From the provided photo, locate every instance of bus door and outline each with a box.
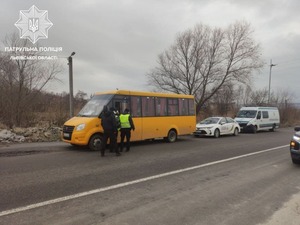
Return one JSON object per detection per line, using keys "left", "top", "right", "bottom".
{"left": 109, "top": 95, "right": 128, "bottom": 142}
{"left": 111, "top": 95, "right": 128, "bottom": 114}
{"left": 111, "top": 95, "right": 142, "bottom": 142}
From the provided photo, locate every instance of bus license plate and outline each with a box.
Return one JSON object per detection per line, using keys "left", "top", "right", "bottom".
{"left": 63, "top": 133, "right": 70, "bottom": 138}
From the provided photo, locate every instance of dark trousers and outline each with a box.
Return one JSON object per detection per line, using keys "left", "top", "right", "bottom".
{"left": 120, "top": 128, "right": 131, "bottom": 151}
{"left": 101, "top": 130, "right": 118, "bottom": 156}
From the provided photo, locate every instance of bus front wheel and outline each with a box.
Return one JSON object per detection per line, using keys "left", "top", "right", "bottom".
{"left": 88, "top": 134, "right": 102, "bottom": 151}
{"left": 166, "top": 129, "right": 177, "bottom": 143}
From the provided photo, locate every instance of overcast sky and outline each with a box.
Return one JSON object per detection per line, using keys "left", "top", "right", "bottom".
{"left": 1, "top": 0, "right": 300, "bottom": 101}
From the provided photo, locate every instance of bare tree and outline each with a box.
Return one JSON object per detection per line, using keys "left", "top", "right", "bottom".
{"left": 249, "top": 88, "right": 269, "bottom": 106}
{"left": 212, "top": 82, "right": 235, "bottom": 115}
{"left": 235, "top": 84, "right": 252, "bottom": 108}
{"left": 271, "top": 88, "right": 294, "bottom": 106}
{"left": 74, "top": 90, "right": 88, "bottom": 101}
{"left": 74, "top": 90, "right": 88, "bottom": 114}
{"left": 235, "top": 85, "right": 295, "bottom": 108}
{"left": 0, "top": 33, "right": 63, "bottom": 127}
{"left": 148, "top": 21, "right": 264, "bottom": 114}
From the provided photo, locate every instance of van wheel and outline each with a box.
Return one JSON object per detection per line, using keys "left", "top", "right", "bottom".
{"left": 166, "top": 129, "right": 177, "bottom": 143}
{"left": 214, "top": 129, "right": 220, "bottom": 138}
{"left": 233, "top": 128, "right": 239, "bottom": 136}
{"left": 252, "top": 125, "right": 257, "bottom": 134}
{"left": 88, "top": 134, "right": 102, "bottom": 151}
{"left": 270, "top": 124, "right": 276, "bottom": 132}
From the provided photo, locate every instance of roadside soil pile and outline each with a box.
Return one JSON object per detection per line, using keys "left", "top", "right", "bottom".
{"left": 0, "top": 126, "right": 62, "bottom": 143}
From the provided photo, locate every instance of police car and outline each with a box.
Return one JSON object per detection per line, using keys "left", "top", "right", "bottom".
{"left": 290, "top": 127, "right": 300, "bottom": 164}
{"left": 194, "top": 117, "right": 240, "bottom": 138}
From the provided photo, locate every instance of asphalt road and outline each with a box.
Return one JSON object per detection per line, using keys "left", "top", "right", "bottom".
{"left": 0, "top": 128, "right": 299, "bottom": 225}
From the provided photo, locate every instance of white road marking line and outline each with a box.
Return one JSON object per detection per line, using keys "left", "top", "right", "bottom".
{"left": 0, "top": 144, "right": 289, "bottom": 217}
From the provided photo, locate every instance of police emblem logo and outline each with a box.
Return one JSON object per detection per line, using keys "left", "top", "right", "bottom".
{"left": 29, "top": 18, "right": 39, "bottom": 33}
{"left": 15, "top": 5, "right": 53, "bottom": 44}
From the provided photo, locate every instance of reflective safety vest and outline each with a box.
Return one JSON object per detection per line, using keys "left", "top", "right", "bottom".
{"left": 119, "top": 114, "right": 131, "bottom": 128}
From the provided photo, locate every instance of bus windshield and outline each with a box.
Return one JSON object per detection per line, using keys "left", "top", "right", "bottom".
{"left": 236, "top": 110, "right": 257, "bottom": 118}
{"left": 77, "top": 94, "right": 113, "bottom": 117}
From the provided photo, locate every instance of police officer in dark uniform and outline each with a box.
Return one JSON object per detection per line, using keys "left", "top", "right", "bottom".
{"left": 109, "top": 107, "right": 121, "bottom": 152}
{"left": 100, "top": 105, "right": 121, "bottom": 157}
{"left": 119, "top": 108, "right": 135, "bottom": 152}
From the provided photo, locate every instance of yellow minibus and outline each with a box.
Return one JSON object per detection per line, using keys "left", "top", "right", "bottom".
{"left": 62, "top": 90, "right": 196, "bottom": 150}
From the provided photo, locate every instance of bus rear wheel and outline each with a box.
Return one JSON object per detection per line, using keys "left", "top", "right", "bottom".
{"left": 166, "top": 129, "right": 177, "bottom": 143}
{"left": 88, "top": 134, "right": 102, "bottom": 151}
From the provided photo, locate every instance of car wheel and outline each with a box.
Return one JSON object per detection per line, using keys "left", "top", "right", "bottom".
{"left": 214, "top": 129, "right": 220, "bottom": 138}
{"left": 88, "top": 134, "right": 102, "bottom": 151}
{"left": 292, "top": 158, "right": 300, "bottom": 164}
{"left": 166, "top": 129, "right": 177, "bottom": 143}
{"left": 233, "top": 128, "right": 239, "bottom": 136}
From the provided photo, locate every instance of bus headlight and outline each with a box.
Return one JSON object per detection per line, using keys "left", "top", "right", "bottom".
{"left": 76, "top": 123, "right": 86, "bottom": 131}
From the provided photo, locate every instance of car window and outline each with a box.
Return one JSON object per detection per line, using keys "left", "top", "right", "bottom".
{"left": 237, "top": 110, "right": 257, "bottom": 118}
{"left": 226, "top": 117, "right": 234, "bottom": 123}
{"left": 219, "top": 118, "right": 226, "bottom": 124}
{"left": 200, "top": 117, "right": 219, "bottom": 124}
{"left": 262, "top": 111, "right": 269, "bottom": 119}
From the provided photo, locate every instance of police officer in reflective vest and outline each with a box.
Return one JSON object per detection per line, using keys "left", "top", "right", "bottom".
{"left": 119, "top": 108, "right": 135, "bottom": 152}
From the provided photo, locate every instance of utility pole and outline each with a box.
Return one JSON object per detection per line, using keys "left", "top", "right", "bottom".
{"left": 268, "top": 59, "right": 276, "bottom": 104}
{"left": 68, "top": 52, "right": 75, "bottom": 117}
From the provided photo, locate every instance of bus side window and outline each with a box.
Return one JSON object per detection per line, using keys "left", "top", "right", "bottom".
{"left": 131, "top": 96, "right": 141, "bottom": 117}
{"left": 179, "top": 98, "right": 188, "bottom": 116}
{"left": 142, "top": 96, "right": 155, "bottom": 117}
{"left": 167, "top": 98, "right": 179, "bottom": 116}
{"left": 188, "top": 99, "right": 195, "bottom": 115}
{"left": 155, "top": 97, "right": 167, "bottom": 116}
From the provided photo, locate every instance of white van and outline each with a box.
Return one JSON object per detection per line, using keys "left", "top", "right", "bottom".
{"left": 234, "top": 107, "right": 280, "bottom": 133}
